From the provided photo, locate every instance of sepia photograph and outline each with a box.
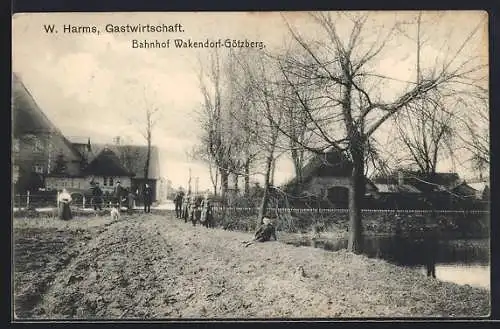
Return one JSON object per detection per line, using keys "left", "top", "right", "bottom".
{"left": 12, "top": 11, "right": 490, "bottom": 319}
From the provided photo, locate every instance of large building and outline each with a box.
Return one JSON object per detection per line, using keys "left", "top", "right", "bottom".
{"left": 12, "top": 73, "right": 162, "bottom": 201}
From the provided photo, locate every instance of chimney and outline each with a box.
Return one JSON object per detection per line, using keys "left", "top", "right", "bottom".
{"left": 113, "top": 136, "right": 121, "bottom": 145}
{"left": 397, "top": 171, "right": 404, "bottom": 186}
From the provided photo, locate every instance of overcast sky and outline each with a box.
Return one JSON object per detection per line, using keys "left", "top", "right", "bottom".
{"left": 12, "top": 11, "right": 488, "bottom": 190}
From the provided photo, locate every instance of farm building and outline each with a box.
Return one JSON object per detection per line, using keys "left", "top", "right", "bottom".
{"left": 12, "top": 72, "right": 162, "bottom": 202}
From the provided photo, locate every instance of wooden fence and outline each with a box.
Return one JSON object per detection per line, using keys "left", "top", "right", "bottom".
{"left": 210, "top": 206, "right": 490, "bottom": 215}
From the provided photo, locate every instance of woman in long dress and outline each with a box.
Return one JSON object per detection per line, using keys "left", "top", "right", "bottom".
{"left": 58, "top": 188, "right": 73, "bottom": 220}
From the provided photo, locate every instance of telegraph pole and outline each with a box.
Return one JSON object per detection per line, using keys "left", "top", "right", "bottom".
{"left": 188, "top": 168, "right": 192, "bottom": 194}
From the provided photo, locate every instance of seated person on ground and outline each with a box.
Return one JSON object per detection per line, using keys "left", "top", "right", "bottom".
{"left": 254, "top": 217, "right": 277, "bottom": 242}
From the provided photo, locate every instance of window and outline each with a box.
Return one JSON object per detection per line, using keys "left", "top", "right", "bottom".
{"left": 109, "top": 177, "right": 114, "bottom": 186}
{"left": 32, "top": 136, "right": 44, "bottom": 153}
{"left": 103, "top": 177, "right": 108, "bottom": 186}
{"left": 33, "top": 163, "right": 44, "bottom": 174}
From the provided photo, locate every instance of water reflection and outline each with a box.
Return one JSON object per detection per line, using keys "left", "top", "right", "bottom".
{"left": 415, "top": 264, "right": 490, "bottom": 290}
{"left": 286, "top": 235, "right": 490, "bottom": 290}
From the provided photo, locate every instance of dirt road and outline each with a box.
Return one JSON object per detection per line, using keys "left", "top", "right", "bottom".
{"left": 13, "top": 213, "right": 490, "bottom": 319}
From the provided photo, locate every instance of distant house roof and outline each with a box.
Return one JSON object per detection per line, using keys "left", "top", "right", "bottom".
{"left": 83, "top": 147, "right": 134, "bottom": 177}
{"left": 468, "top": 182, "right": 489, "bottom": 199}
{"left": 373, "top": 171, "right": 461, "bottom": 193}
{"left": 451, "top": 182, "right": 478, "bottom": 198}
{"left": 468, "top": 182, "right": 489, "bottom": 192}
{"left": 283, "top": 148, "right": 353, "bottom": 190}
{"left": 68, "top": 141, "right": 161, "bottom": 180}
{"left": 374, "top": 184, "right": 421, "bottom": 194}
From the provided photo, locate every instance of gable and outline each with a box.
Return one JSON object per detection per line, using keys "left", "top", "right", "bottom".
{"left": 71, "top": 141, "right": 161, "bottom": 179}
{"left": 84, "top": 148, "right": 133, "bottom": 177}
{"left": 282, "top": 148, "right": 352, "bottom": 191}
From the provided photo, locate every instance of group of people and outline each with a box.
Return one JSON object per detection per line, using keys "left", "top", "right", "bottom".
{"left": 56, "top": 181, "right": 155, "bottom": 221}
{"left": 90, "top": 181, "right": 153, "bottom": 213}
{"left": 173, "top": 189, "right": 277, "bottom": 243}
{"left": 174, "top": 190, "right": 214, "bottom": 228}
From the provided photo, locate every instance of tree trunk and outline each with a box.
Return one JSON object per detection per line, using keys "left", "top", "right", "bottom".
{"left": 220, "top": 169, "right": 229, "bottom": 199}
{"left": 209, "top": 161, "right": 218, "bottom": 196}
{"left": 144, "top": 132, "right": 151, "bottom": 180}
{"left": 257, "top": 155, "right": 273, "bottom": 225}
{"left": 291, "top": 148, "right": 303, "bottom": 195}
{"left": 244, "top": 159, "right": 250, "bottom": 196}
{"left": 234, "top": 173, "right": 239, "bottom": 192}
{"left": 348, "top": 143, "right": 365, "bottom": 254}
{"left": 270, "top": 158, "right": 277, "bottom": 187}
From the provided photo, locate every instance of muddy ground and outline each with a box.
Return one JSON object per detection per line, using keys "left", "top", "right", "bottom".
{"left": 13, "top": 212, "right": 490, "bottom": 319}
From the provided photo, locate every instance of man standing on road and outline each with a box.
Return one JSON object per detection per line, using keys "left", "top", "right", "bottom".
{"left": 174, "top": 189, "right": 185, "bottom": 218}
{"left": 182, "top": 193, "right": 190, "bottom": 222}
{"left": 113, "top": 181, "right": 124, "bottom": 211}
{"left": 127, "top": 188, "right": 135, "bottom": 213}
{"left": 92, "top": 181, "right": 103, "bottom": 211}
{"left": 143, "top": 183, "right": 153, "bottom": 213}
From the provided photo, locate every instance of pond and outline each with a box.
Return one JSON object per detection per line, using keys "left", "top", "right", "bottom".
{"left": 285, "top": 235, "right": 490, "bottom": 290}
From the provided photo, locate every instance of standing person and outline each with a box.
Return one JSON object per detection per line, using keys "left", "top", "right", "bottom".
{"left": 189, "top": 194, "right": 201, "bottom": 226}
{"left": 113, "top": 181, "right": 124, "bottom": 211}
{"left": 174, "top": 189, "right": 185, "bottom": 218}
{"left": 182, "top": 193, "right": 190, "bottom": 222}
{"left": 127, "top": 188, "right": 135, "bottom": 213}
{"left": 58, "top": 188, "right": 73, "bottom": 220}
{"left": 200, "top": 193, "right": 214, "bottom": 228}
{"left": 92, "top": 182, "right": 103, "bottom": 211}
{"left": 143, "top": 183, "right": 153, "bottom": 213}
{"left": 422, "top": 219, "right": 440, "bottom": 278}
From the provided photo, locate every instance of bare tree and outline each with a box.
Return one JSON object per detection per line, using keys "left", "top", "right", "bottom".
{"left": 278, "top": 12, "right": 486, "bottom": 253}
{"left": 142, "top": 105, "right": 160, "bottom": 180}
{"left": 395, "top": 12, "right": 487, "bottom": 183}
{"left": 233, "top": 50, "right": 287, "bottom": 223}
{"left": 124, "top": 85, "right": 161, "bottom": 181}
{"left": 460, "top": 103, "right": 489, "bottom": 174}
{"left": 188, "top": 144, "right": 220, "bottom": 195}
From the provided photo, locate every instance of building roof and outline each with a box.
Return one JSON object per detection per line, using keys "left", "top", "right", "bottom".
{"left": 451, "top": 182, "right": 478, "bottom": 198}
{"left": 12, "top": 73, "right": 82, "bottom": 158}
{"left": 468, "top": 182, "right": 489, "bottom": 192}
{"left": 12, "top": 73, "right": 55, "bottom": 136}
{"left": 68, "top": 140, "right": 161, "bottom": 179}
{"left": 282, "top": 148, "right": 352, "bottom": 190}
{"left": 374, "top": 183, "right": 421, "bottom": 194}
{"left": 12, "top": 74, "right": 161, "bottom": 180}
{"left": 83, "top": 147, "right": 134, "bottom": 177}
{"left": 373, "top": 171, "right": 461, "bottom": 192}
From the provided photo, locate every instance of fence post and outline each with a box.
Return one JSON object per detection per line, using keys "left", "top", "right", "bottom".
{"left": 26, "top": 190, "right": 30, "bottom": 209}
{"left": 57, "top": 191, "right": 60, "bottom": 209}
{"left": 83, "top": 195, "right": 86, "bottom": 209}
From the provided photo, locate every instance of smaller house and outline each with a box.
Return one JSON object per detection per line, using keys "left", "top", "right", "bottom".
{"left": 45, "top": 147, "right": 135, "bottom": 193}
{"left": 282, "top": 148, "right": 375, "bottom": 208}
{"left": 371, "top": 184, "right": 423, "bottom": 209}
{"left": 467, "top": 176, "right": 490, "bottom": 201}
{"left": 372, "top": 170, "right": 485, "bottom": 210}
